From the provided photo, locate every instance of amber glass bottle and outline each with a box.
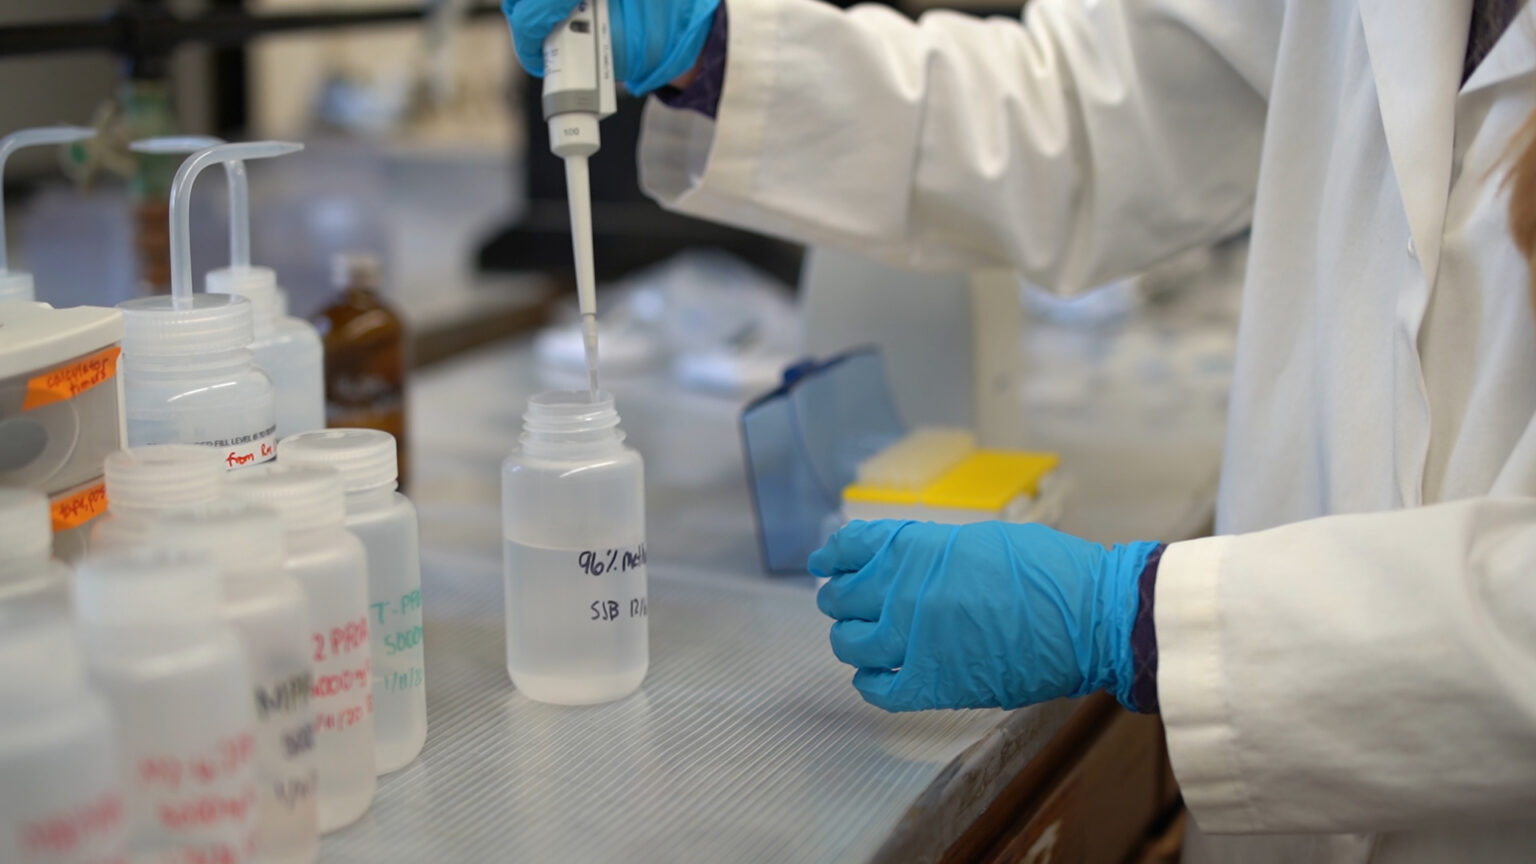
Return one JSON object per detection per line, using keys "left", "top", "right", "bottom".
{"left": 312, "top": 253, "right": 410, "bottom": 488}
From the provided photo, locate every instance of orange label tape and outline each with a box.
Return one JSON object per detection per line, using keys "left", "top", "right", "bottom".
{"left": 52, "top": 482, "right": 109, "bottom": 532}
{"left": 23, "top": 346, "right": 121, "bottom": 412}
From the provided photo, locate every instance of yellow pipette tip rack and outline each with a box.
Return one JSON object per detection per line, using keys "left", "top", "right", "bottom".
{"left": 842, "top": 429, "right": 1066, "bottom": 526}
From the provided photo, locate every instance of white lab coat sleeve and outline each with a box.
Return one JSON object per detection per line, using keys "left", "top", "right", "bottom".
{"left": 637, "top": 0, "right": 1280, "bottom": 292}
{"left": 1157, "top": 498, "right": 1536, "bottom": 834}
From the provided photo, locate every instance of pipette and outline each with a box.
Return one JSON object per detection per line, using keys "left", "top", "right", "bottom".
{"left": 543, "top": 0, "right": 617, "bottom": 399}
{"left": 0, "top": 126, "right": 96, "bottom": 303}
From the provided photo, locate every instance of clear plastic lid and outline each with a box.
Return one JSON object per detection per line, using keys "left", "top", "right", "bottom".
{"left": 118, "top": 293, "right": 255, "bottom": 357}
{"left": 0, "top": 487, "right": 52, "bottom": 570}
{"left": 149, "top": 499, "right": 286, "bottom": 574}
{"left": 277, "top": 428, "right": 398, "bottom": 492}
{"left": 104, "top": 445, "right": 225, "bottom": 514}
{"left": 224, "top": 463, "right": 346, "bottom": 534}
{"left": 74, "top": 549, "right": 221, "bottom": 627}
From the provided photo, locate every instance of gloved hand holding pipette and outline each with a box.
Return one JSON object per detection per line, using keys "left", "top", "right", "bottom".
{"left": 503, "top": 0, "right": 720, "bottom": 95}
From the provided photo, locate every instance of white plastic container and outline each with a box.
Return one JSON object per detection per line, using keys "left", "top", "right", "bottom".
{"left": 224, "top": 464, "right": 376, "bottom": 832}
{"left": 90, "top": 444, "right": 224, "bottom": 553}
{"left": 131, "top": 136, "right": 320, "bottom": 443}
{"left": 74, "top": 551, "right": 259, "bottom": 864}
{"left": 501, "top": 391, "right": 648, "bottom": 705}
{"left": 209, "top": 267, "right": 324, "bottom": 441}
{"left": 0, "top": 488, "right": 71, "bottom": 605}
{"left": 149, "top": 502, "right": 319, "bottom": 864}
{"left": 117, "top": 293, "right": 277, "bottom": 466}
{"left": 0, "top": 610, "right": 127, "bottom": 864}
{"left": 116, "top": 139, "right": 303, "bottom": 470}
{"left": 0, "top": 300, "right": 126, "bottom": 560}
{"left": 278, "top": 429, "right": 425, "bottom": 774}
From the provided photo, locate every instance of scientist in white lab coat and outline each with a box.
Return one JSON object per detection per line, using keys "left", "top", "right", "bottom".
{"left": 504, "top": 0, "right": 1536, "bottom": 860}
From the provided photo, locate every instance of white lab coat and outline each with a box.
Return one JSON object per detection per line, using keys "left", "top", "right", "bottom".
{"left": 637, "top": 0, "right": 1536, "bottom": 860}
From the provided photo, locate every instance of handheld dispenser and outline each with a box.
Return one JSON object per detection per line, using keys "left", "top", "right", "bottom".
{"left": 543, "top": 0, "right": 617, "bottom": 396}
{"left": 116, "top": 141, "right": 301, "bottom": 464}
{"left": 132, "top": 137, "right": 323, "bottom": 439}
{"left": 0, "top": 126, "right": 95, "bottom": 304}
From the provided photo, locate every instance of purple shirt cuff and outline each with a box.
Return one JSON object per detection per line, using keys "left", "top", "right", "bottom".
{"left": 1129, "top": 543, "right": 1166, "bottom": 714}
{"left": 655, "top": 6, "right": 729, "bottom": 119}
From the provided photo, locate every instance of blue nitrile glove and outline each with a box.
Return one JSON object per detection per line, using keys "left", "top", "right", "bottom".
{"left": 809, "top": 520, "right": 1161, "bottom": 712}
{"left": 503, "top": 0, "right": 721, "bottom": 95}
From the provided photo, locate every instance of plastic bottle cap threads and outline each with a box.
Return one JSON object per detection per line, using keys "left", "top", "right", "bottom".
{"left": 206, "top": 266, "right": 279, "bottom": 338}
{"left": 151, "top": 500, "right": 286, "bottom": 574}
{"left": 522, "top": 390, "right": 622, "bottom": 444}
{"left": 103, "top": 445, "right": 225, "bottom": 513}
{"left": 119, "top": 293, "right": 255, "bottom": 357}
{"left": 74, "top": 549, "right": 222, "bottom": 625}
{"left": 0, "top": 487, "right": 52, "bottom": 566}
{"left": 224, "top": 463, "right": 347, "bottom": 533}
{"left": 276, "top": 429, "right": 398, "bottom": 492}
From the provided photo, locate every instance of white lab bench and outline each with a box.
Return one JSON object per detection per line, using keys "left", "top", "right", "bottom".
{"left": 316, "top": 332, "right": 1223, "bottom": 863}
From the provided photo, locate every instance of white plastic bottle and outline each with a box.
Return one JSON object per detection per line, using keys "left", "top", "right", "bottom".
{"left": 116, "top": 139, "right": 303, "bottom": 468}
{"left": 149, "top": 502, "right": 319, "bottom": 864}
{"left": 117, "top": 293, "right": 277, "bottom": 467}
{"left": 90, "top": 444, "right": 224, "bottom": 553}
{"left": 0, "top": 488, "right": 71, "bottom": 605}
{"left": 130, "top": 136, "right": 320, "bottom": 443}
{"left": 74, "top": 550, "right": 259, "bottom": 864}
{"left": 0, "top": 611, "right": 127, "bottom": 864}
{"left": 278, "top": 429, "right": 425, "bottom": 774}
{"left": 501, "top": 390, "right": 648, "bottom": 705}
{"left": 209, "top": 267, "right": 325, "bottom": 441}
{"left": 0, "top": 126, "right": 97, "bottom": 305}
{"left": 224, "top": 464, "right": 376, "bottom": 832}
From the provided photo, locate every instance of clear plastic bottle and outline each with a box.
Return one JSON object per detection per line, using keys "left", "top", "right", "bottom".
{"left": 501, "top": 391, "right": 648, "bottom": 705}
{"left": 149, "top": 502, "right": 319, "bottom": 864}
{"left": 118, "top": 293, "right": 278, "bottom": 468}
{"left": 0, "top": 609, "right": 127, "bottom": 864}
{"left": 277, "top": 429, "right": 425, "bottom": 774}
{"left": 74, "top": 550, "right": 259, "bottom": 864}
{"left": 208, "top": 267, "right": 325, "bottom": 442}
{"left": 90, "top": 444, "right": 224, "bottom": 554}
{"left": 224, "top": 464, "right": 376, "bottom": 832}
{"left": 0, "top": 488, "right": 71, "bottom": 606}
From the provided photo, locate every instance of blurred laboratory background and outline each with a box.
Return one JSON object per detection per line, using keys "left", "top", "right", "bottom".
{"left": 0, "top": 0, "right": 1241, "bottom": 428}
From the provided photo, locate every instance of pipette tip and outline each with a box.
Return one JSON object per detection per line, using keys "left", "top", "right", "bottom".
{"left": 581, "top": 313, "right": 601, "bottom": 401}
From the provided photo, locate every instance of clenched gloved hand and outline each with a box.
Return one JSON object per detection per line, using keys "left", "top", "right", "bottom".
{"left": 809, "top": 520, "right": 1162, "bottom": 712}
{"left": 502, "top": 0, "right": 721, "bottom": 95}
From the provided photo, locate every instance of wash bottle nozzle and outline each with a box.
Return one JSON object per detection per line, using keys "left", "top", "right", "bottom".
{"left": 160, "top": 140, "right": 303, "bottom": 311}
{"left": 543, "top": 0, "right": 616, "bottom": 400}
{"left": 0, "top": 126, "right": 96, "bottom": 302}
{"left": 131, "top": 135, "right": 257, "bottom": 269}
